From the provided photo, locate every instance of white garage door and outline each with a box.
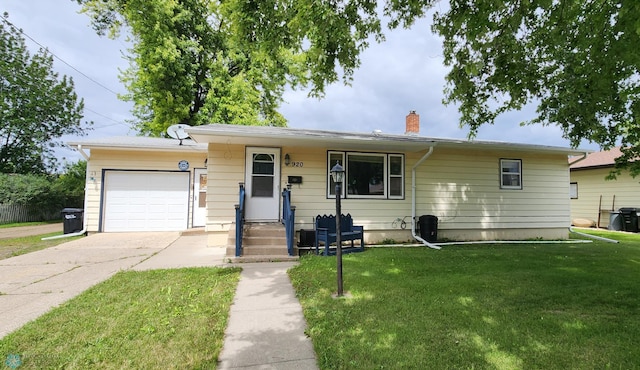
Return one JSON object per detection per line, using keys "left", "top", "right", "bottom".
{"left": 103, "top": 171, "right": 190, "bottom": 232}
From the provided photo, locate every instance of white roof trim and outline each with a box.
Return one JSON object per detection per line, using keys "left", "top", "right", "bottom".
{"left": 187, "top": 124, "right": 589, "bottom": 155}
{"left": 68, "top": 136, "right": 207, "bottom": 152}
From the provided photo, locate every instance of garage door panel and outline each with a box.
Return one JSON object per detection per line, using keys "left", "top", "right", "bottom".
{"left": 103, "top": 171, "right": 190, "bottom": 232}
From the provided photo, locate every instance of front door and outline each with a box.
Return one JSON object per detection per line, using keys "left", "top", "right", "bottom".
{"left": 193, "top": 168, "right": 207, "bottom": 227}
{"left": 245, "top": 147, "right": 280, "bottom": 221}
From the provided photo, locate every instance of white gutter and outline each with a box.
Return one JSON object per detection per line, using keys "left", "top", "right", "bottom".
{"left": 568, "top": 151, "right": 590, "bottom": 167}
{"left": 42, "top": 145, "right": 89, "bottom": 240}
{"left": 411, "top": 146, "right": 441, "bottom": 250}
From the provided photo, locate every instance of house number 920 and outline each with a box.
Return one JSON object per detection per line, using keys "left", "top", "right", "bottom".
{"left": 291, "top": 161, "right": 303, "bottom": 167}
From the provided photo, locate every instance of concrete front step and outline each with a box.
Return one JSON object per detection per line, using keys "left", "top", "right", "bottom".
{"left": 181, "top": 227, "right": 206, "bottom": 236}
{"left": 242, "top": 236, "right": 287, "bottom": 246}
{"left": 226, "top": 222, "right": 291, "bottom": 259}
{"left": 226, "top": 244, "right": 290, "bottom": 256}
{"left": 227, "top": 223, "right": 287, "bottom": 246}
{"left": 227, "top": 255, "right": 300, "bottom": 263}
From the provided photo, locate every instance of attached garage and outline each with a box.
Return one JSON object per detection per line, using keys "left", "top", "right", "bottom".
{"left": 102, "top": 171, "right": 190, "bottom": 232}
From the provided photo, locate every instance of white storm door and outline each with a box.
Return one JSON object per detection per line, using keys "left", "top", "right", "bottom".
{"left": 193, "top": 168, "right": 207, "bottom": 227}
{"left": 245, "top": 147, "right": 280, "bottom": 221}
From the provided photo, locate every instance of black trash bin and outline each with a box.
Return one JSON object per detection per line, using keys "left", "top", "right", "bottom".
{"left": 61, "top": 208, "right": 84, "bottom": 234}
{"left": 619, "top": 208, "right": 638, "bottom": 233}
{"left": 417, "top": 215, "right": 438, "bottom": 243}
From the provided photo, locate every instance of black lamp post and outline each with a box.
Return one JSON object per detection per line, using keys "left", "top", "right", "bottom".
{"left": 330, "top": 161, "right": 345, "bottom": 297}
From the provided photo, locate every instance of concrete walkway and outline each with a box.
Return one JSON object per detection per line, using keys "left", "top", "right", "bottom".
{"left": 0, "top": 230, "right": 318, "bottom": 369}
{"left": 217, "top": 262, "right": 318, "bottom": 370}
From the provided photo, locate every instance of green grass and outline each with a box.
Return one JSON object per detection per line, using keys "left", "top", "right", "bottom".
{"left": 0, "top": 221, "right": 62, "bottom": 228}
{"left": 289, "top": 230, "right": 640, "bottom": 369}
{"left": 0, "top": 232, "right": 83, "bottom": 260}
{"left": 0, "top": 267, "right": 241, "bottom": 369}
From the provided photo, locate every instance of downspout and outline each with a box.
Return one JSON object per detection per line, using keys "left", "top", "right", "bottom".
{"left": 411, "top": 146, "right": 441, "bottom": 250}
{"left": 42, "top": 145, "right": 90, "bottom": 240}
{"left": 568, "top": 227, "right": 618, "bottom": 243}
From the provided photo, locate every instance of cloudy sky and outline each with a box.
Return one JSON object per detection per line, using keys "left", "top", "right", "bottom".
{"left": 3, "top": 1, "right": 598, "bottom": 164}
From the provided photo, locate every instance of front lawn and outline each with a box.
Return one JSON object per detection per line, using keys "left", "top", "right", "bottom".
{"left": 289, "top": 231, "right": 640, "bottom": 369}
{"left": 0, "top": 267, "right": 241, "bottom": 369}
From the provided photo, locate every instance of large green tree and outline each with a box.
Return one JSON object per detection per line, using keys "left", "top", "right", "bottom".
{"left": 431, "top": 0, "right": 640, "bottom": 176}
{"left": 0, "top": 13, "right": 89, "bottom": 174}
{"left": 76, "top": 0, "right": 397, "bottom": 135}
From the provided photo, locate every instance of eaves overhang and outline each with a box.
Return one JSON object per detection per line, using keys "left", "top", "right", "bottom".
{"left": 187, "top": 124, "right": 590, "bottom": 155}
{"left": 67, "top": 136, "right": 207, "bottom": 153}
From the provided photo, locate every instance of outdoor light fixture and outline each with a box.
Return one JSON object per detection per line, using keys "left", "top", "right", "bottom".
{"left": 284, "top": 153, "right": 291, "bottom": 166}
{"left": 330, "top": 161, "right": 344, "bottom": 184}
{"left": 330, "top": 161, "right": 345, "bottom": 297}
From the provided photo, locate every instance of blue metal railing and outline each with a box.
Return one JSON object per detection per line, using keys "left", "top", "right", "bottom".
{"left": 235, "top": 183, "right": 246, "bottom": 257}
{"left": 282, "top": 188, "right": 296, "bottom": 256}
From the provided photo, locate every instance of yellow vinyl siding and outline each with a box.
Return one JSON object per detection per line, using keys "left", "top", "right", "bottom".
{"left": 206, "top": 143, "right": 245, "bottom": 229}
{"left": 207, "top": 144, "right": 570, "bottom": 242}
{"left": 570, "top": 167, "right": 640, "bottom": 227}
{"left": 415, "top": 148, "right": 569, "bottom": 232}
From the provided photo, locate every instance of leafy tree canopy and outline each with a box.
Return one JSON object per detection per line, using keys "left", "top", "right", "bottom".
{"left": 0, "top": 13, "right": 90, "bottom": 174}
{"left": 76, "top": 0, "right": 435, "bottom": 135}
{"left": 432, "top": 0, "right": 640, "bottom": 176}
{"left": 53, "top": 160, "right": 86, "bottom": 207}
{"left": 0, "top": 161, "right": 85, "bottom": 211}
{"left": 77, "top": 0, "right": 364, "bottom": 135}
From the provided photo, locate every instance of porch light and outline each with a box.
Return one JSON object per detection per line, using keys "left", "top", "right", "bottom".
{"left": 284, "top": 153, "right": 291, "bottom": 166}
{"left": 330, "top": 161, "right": 344, "bottom": 184}
{"left": 330, "top": 160, "right": 345, "bottom": 297}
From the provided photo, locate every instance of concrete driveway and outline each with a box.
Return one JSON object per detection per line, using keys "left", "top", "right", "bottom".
{"left": 0, "top": 232, "right": 226, "bottom": 338}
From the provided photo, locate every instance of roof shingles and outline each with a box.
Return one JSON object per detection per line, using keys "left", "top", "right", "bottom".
{"left": 570, "top": 147, "right": 621, "bottom": 169}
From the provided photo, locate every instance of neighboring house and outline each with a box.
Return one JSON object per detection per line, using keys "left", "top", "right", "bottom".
{"left": 570, "top": 147, "right": 640, "bottom": 228}
{"left": 71, "top": 112, "right": 587, "bottom": 250}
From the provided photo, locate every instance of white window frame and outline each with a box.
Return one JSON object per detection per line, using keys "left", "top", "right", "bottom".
{"left": 346, "top": 152, "right": 387, "bottom": 199}
{"left": 570, "top": 182, "right": 578, "bottom": 199}
{"left": 388, "top": 154, "right": 404, "bottom": 199}
{"left": 500, "top": 158, "right": 523, "bottom": 190}
{"left": 327, "top": 151, "right": 345, "bottom": 199}
{"left": 327, "top": 151, "right": 404, "bottom": 199}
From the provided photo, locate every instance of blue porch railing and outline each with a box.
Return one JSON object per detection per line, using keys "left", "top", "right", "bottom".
{"left": 282, "top": 188, "right": 296, "bottom": 256}
{"left": 235, "top": 183, "right": 246, "bottom": 257}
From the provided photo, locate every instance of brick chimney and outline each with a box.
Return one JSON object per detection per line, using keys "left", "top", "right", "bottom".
{"left": 405, "top": 110, "right": 419, "bottom": 135}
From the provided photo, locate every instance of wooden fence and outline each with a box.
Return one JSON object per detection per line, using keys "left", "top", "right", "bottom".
{"left": 0, "top": 204, "right": 61, "bottom": 224}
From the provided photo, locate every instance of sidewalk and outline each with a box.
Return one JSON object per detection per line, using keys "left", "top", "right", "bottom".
{"left": 217, "top": 262, "right": 318, "bottom": 370}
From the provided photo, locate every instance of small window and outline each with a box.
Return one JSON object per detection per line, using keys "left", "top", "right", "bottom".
{"left": 500, "top": 159, "right": 522, "bottom": 189}
{"left": 570, "top": 182, "right": 578, "bottom": 199}
{"left": 388, "top": 154, "right": 404, "bottom": 199}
